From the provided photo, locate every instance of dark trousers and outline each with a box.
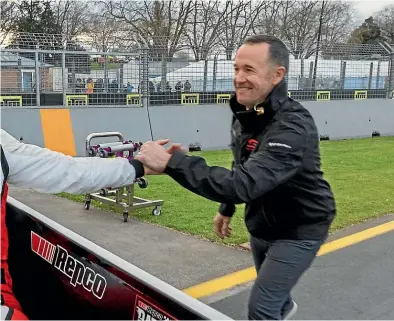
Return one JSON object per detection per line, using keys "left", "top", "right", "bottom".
{"left": 247, "top": 236, "right": 325, "bottom": 320}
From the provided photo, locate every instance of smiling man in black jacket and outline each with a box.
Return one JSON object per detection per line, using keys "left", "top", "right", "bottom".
{"left": 137, "top": 35, "right": 336, "bottom": 320}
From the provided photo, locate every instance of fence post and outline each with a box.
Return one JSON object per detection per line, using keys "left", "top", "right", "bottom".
{"left": 141, "top": 46, "right": 153, "bottom": 140}
{"left": 340, "top": 61, "right": 346, "bottom": 89}
{"left": 161, "top": 56, "right": 167, "bottom": 92}
{"left": 388, "top": 53, "right": 394, "bottom": 98}
{"left": 35, "top": 46, "right": 40, "bottom": 107}
{"left": 379, "top": 42, "right": 394, "bottom": 98}
{"left": 368, "top": 62, "right": 373, "bottom": 90}
{"left": 212, "top": 53, "right": 218, "bottom": 91}
{"left": 17, "top": 58, "right": 22, "bottom": 91}
{"left": 62, "top": 51, "right": 67, "bottom": 107}
{"left": 104, "top": 53, "right": 108, "bottom": 92}
{"left": 203, "top": 59, "right": 208, "bottom": 92}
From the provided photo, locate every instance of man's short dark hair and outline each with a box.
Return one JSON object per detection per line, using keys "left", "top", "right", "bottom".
{"left": 243, "top": 35, "right": 289, "bottom": 72}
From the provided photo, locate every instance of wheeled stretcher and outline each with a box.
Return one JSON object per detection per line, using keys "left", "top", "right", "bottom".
{"left": 83, "top": 132, "right": 163, "bottom": 222}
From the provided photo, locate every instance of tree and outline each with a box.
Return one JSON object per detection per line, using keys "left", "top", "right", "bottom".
{"left": 349, "top": 16, "right": 383, "bottom": 44}
{"left": 0, "top": 1, "right": 19, "bottom": 45}
{"left": 374, "top": 5, "right": 394, "bottom": 43}
{"left": 85, "top": 3, "right": 125, "bottom": 52}
{"left": 280, "top": 0, "right": 319, "bottom": 58}
{"left": 52, "top": 0, "right": 91, "bottom": 42}
{"left": 184, "top": 0, "right": 227, "bottom": 61}
{"left": 218, "top": 0, "right": 268, "bottom": 60}
{"left": 12, "top": 0, "right": 60, "bottom": 37}
{"left": 279, "top": 0, "right": 356, "bottom": 59}
{"left": 107, "top": 0, "right": 193, "bottom": 60}
{"left": 7, "top": 0, "right": 62, "bottom": 60}
{"left": 252, "top": 0, "right": 284, "bottom": 37}
{"left": 7, "top": 0, "right": 90, "bottom": 73}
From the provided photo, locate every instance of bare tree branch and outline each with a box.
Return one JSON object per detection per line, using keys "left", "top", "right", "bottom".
{"left": 374, "top": 4, "right": 394, "bottom": 43}
{"left": 217, "top": 0, "right": 268, "bottom": 60}
{"left": 51, "top": 0, "right": 91, "bottom": 42}
{"left": 184, "top": 0, "right": 227, "bottom": 60}
{"left": 0, "top": 1, "right": 19, "bottom": 45}
{"left": 106, "top": 0, "right": 193, "bottom": 60}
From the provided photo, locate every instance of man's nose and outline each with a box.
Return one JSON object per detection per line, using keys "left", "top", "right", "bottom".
{"left": 234, "top": 72, "right": 247, "bottom": 84}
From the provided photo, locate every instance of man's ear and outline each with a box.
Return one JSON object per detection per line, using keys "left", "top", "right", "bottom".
{"left": 273, "top": 66, "right": 286, "bottom": 85}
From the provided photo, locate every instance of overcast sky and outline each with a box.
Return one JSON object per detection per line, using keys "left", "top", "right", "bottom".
{"left": 350, "top": 0, "right": 394, "bottom": 21}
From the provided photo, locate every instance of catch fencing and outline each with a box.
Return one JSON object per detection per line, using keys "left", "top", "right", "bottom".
{"left": 1, "top": 38, "right": 393, "bottom": 108}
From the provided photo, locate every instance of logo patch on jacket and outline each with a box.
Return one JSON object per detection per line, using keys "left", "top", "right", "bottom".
{"left": 246, "top": 139, "right": 258, "bottom": 152}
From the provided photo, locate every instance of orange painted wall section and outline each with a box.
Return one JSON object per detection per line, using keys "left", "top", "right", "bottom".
{"left": 39, "top": 109, "right": 76, "bottom": 156}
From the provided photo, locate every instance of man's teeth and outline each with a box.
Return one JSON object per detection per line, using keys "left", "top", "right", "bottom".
{"left": 237, "top": 88, "right": 250, "bottom": 91}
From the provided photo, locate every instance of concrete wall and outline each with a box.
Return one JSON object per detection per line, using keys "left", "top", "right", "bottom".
{"left": 1, "top": 108, "right": 45, "bottom": 146}
{"left": 1, "top": 99, "right": 393, "bottom": 156}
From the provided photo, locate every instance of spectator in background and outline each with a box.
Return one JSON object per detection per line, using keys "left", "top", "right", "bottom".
{"left": 184, "top": 80, "right": 191, "bottom": 92}
{"left": 75, "top": 78, "right": 83, "bottom": 93}
{"left": 175, "top": 81, "right": 183, "bottom": 92}
{"left": 86, "top": 78, "right": 94, "bottom": 94}
{"left": 138, "top": 81, "right": 155, "bottom": 93}
{"left": 127, "top": 82, "right": 134, "bottom": 92}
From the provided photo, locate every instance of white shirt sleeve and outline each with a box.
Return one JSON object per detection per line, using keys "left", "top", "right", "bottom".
{"left": 1, "top": 129, "right": 143, "bottom": 194}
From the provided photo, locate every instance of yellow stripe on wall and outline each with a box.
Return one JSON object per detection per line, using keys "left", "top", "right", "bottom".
{"left": 40, "top": 109, "right": 76, "bottom": 156}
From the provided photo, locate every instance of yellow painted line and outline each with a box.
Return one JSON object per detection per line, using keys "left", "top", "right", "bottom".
{"left": 40, "top": 109, "right": 76, "bottom": 156}
{"left": 183, "top": 220, "right": 394, "bottom": 299}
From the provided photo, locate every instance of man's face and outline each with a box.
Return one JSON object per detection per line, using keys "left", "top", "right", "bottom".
{"left": 233, "top": 43, "right": 285, "bottom": 109}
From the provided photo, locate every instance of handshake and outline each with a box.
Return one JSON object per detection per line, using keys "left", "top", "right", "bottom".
{"left": 134, "top": 139, "right": 185, "bottom": 175}
{"left": 135, "top": 139, "right": 232, "bottom": 240}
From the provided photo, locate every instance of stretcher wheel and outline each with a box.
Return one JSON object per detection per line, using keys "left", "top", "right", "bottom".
{"left": 138, "top": 177, "right": 148, "bottom": 189}
{"left": 152, "top": 206, "right": 162, "bottom": 216}
{"left": 84, "top": 201, "right": 91, "bottom": 210}
{"left": 123, "top": 212, "right": 129, "bottom": 222}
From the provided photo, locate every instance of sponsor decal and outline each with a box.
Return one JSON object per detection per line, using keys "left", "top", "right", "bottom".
{"left": 268, "top": 142, "right": 292, "bottom": 149}
{"left": 133, "top": 295, "right": 176, "bottom": 320}
{"left": 31, "top": 231, "right": 107, "bottom": 299}
{"left": 246, "top": 139, "right": 258, "bottom": 152}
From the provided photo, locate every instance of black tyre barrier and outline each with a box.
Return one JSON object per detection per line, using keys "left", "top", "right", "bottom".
{"left": 372, "top": 131, "right": 381, "bottom": 137}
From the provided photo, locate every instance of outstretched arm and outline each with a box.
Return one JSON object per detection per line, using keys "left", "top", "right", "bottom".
{"left": 137, "top": 120, "right": 308, "bottom": 204}
{"left": 1, "top": 129, "right": 144, "bottom": 194}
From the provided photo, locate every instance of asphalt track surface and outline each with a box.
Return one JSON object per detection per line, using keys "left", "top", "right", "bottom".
{"left": 9, "top": 186, "right": 394, "bottom": 320}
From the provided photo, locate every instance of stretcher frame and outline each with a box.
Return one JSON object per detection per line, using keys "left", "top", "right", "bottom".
{"left": 83, "top": 132, "right": 163, "bottom": 222}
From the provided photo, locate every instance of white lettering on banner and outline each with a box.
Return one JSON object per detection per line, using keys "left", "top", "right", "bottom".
{"left": 31, "top": 231, "right": 107, "bottom": 300}
{"left": 134, "top": 296, "right": 175, "bottom": 320}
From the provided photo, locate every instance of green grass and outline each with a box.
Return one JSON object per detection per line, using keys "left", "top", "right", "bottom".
{"left": 59, "top": 137, "right": 394, "bottom": 246}
{"left": 90, "top": 62, "right": 121, "bottom": 70}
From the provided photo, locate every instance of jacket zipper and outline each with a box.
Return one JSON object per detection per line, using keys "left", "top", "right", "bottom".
{"left": 234, "top": 131, "right": 275, "bottom": 228}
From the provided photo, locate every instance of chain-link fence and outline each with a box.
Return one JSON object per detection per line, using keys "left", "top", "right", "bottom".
{"left": 1, "top": 40, "right": 393, "bottom": 108}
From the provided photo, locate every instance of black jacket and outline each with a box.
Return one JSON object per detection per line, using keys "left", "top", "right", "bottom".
{"left": 165, "top": 81, "right": 336, "bottom": 241}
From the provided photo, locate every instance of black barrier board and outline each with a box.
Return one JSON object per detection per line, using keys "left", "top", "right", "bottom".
{"left": 6, "top": 197, "right": 231, "bottom": 320}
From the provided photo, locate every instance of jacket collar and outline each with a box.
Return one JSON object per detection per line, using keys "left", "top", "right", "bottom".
{"left": 230, "top": 80, "right": 289, "bottom": 133}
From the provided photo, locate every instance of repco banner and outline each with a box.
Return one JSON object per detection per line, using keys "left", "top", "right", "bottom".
{"left": 31, "top": 231, "right": 107, "bottom": 299}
